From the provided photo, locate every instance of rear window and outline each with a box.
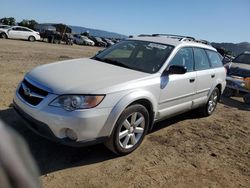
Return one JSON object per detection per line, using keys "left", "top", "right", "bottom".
{"left": 233, "top": 54, "right": 250, "bottom": 65}
{"left": 206, "top": 50, "right": 223, "bottom": 68}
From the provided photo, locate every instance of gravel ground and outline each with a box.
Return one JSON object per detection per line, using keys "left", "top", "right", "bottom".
{"left": 0, "top": 39, "right": 249, "bottom": 188}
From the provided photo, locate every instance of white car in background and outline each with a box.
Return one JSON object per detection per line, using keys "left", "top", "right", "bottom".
{"left": 0, "top": 25, "right": 11, "bottom": 30}
{"left": 0, "top": 26, "right": 40, "bottom": 41}
{"left": 73, "top": 34, "right": 95, "bottom": 46}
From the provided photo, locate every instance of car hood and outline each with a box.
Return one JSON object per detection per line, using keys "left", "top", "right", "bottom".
{"left": 228, "top": 62, "right": 250, "bottom": 77}
{"left": 26, "top": 58, "right": 150, "bottom": 94}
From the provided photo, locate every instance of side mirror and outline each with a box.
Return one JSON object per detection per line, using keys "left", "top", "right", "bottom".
{"left": 165, "top": 65, "right": 187, "bottom": 75}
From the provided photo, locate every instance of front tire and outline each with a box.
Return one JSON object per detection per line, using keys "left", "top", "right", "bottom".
{"left": 28, "top": 36, "right": 35, "bottom": 42}
{"left": 105, "top": 104, "right": 149, "bottom": 155}
{"left": 199, "top": 87, "right": 220, "bottom": 117}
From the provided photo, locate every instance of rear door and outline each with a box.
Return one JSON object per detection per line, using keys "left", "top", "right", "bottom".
{"left": 192, "top": 48, "right": 214, "bottom": 107}
{"left": 158, "top": 47, "right": 196, "bottom": 118}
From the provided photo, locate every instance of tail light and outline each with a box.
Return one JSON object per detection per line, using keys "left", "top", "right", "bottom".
{"left": 224, "top": 66, "right": 227, "bottom": 75}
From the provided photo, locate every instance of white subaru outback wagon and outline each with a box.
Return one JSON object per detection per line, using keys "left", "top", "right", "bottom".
{"left": 14, "top": 34, "right": 226, "bottom": 155}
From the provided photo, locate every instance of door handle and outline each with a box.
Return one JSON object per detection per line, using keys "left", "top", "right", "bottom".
{"left": 211, "top": 74, "right": 215, "bottom": 78}
{"left": 189, "top": 78, "right": 195, "bottom": 83}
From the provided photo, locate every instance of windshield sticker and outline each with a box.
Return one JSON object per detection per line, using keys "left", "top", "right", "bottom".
{"left": 148, "top": 43, "right": 167, "bottom": 49}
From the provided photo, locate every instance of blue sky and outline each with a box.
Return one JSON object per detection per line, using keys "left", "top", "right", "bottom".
{"left": 0, "top": 0, "right": 249, "bottom": 43}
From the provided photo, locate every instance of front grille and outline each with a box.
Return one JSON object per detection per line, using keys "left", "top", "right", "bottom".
{"left": 18, "top": 79, "right": 48, "bottom": 106}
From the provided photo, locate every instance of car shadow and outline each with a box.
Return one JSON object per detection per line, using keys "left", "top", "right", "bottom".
{"left": 220, "top": 96, "right": 250, "bottom": 111}
{"left": 0, "top": 106, "right": 213, "bottom": 176}
{"left": 150, "top": 109, "right": 204, "bottom": 133}
{"left": 0, "top": 107, "right": 116, "bottom": 175}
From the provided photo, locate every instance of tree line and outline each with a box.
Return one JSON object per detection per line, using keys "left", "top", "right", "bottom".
{"left": 0, "top": 17, "right": 73, "bottom": 34}
{"left": 0, "top": 17, "right": 38, "bottom": 30}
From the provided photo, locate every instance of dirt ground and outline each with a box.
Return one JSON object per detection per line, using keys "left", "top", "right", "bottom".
{"left": 0, "top": 39, "right": 249, "bottom": 188}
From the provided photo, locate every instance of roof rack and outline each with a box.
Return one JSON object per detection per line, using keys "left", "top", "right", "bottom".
{"left": 151, "top": 34, "right": 195, "bottom": 40}
{"left": 137, "top": 33, "right": 211, "bottom": 46}
{"left": 181, "top": 38, "right": 211, "bottom": 46}
{"left": 151, "top": 34, "right": 211, "bottom": 46}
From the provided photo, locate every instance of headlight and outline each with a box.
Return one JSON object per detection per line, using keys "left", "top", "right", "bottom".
{"left": 49, "top": 95, "right": 105, "bottom": 111}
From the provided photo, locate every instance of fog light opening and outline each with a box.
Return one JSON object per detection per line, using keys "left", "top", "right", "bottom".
{"left": 65, "top": 128, "right": 78, "bottom": 141}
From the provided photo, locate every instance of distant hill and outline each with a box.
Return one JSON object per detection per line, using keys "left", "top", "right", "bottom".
{"left": 69, "top": 25, "right": 127, "bottom": 39}
{"left": 212, "top": 42, "right": 250, "bottom": 56}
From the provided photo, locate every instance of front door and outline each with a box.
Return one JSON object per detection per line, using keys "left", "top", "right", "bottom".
{"left": 158, "top": 47, "right": 196, "bottom": 119}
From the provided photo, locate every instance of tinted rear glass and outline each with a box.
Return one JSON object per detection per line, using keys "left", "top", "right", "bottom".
{"left": 233, "top": 54, "right": 250, "bottom": 65}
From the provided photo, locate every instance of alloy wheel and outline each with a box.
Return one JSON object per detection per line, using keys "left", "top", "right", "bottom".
{"left": 118, "top": 112, "right": 145, "bottom": 149}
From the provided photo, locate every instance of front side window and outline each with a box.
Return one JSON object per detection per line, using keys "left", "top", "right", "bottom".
{"left": 194, "top": 48, "right": 210, "bottom": 70}
{"left": 168, "top": 47, "right": 194, "bottom": 72}
{"left": 206, "top": 50, "right": 223, "bottom": 68}
{"left": 94, "top": 40, "right": 174, "bottom": 73}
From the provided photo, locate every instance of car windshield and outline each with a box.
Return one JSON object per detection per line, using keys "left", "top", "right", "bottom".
{"left": 93, "top": 40, "right": 174, "bottom": 73}
{"left": 233, "top": 54, "right": 250, "bottom": 65}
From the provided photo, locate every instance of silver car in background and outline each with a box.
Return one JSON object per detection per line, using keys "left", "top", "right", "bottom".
{"left": 14, "top": 34, "right": 226, "bottom": 155}
{"left": 73, "top": 34, "right": 95, "bottom": 46}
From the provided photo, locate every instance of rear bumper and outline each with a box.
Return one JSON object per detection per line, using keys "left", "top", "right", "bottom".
{"left": 13, "top": 102, "right": 108, "bottom": 147}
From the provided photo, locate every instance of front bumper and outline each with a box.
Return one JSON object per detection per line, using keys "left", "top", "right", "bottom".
{"left": 14, "top": 90, "right": 112, "bottom": 146}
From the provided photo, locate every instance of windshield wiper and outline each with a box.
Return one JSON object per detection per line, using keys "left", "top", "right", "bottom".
{"left": 103, "top": 58, "right": 131, "bottom": 69}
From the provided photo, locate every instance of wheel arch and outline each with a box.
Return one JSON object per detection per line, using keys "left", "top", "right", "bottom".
{"left": 129, "top": 99, "right": 155, "bottom": 131}
{"left": 100, "top": 90, "right": 158, "bottom": 138}
{"left": 0, "top": 31, "right": 8, "bottom": 38}
{"left": 216, "top": 83, "right": 222, "bottom": 99}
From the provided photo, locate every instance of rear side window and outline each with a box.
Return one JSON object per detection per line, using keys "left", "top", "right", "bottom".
{"left": 206, "top": 50, "right": 223, "bottom": 67}
{"left": 193, "top": 48, "right": 210, "bottom": 70}
{"left": 169, "top": 47, "right": 194, "bottom": 72}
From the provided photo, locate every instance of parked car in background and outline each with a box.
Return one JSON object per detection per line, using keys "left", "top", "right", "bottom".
{"left": 223, "top": 51, "right": 250, "bottom": 103}
{"left": 62, "top": 33, "right": 74, "bottom": 45}
{"left": 89, "top": 36, "right": 107, "bottom": 47}
{"left": 0, "top": 24, "right": 11, "bottom": 30}
{"left": 73, "top": 34, "right": 95, "bottom": 46}
{"left": 73, "top": 34, "right": 84, "bottom": 45}
{"left": 14, "top": 34, "right": 226, "bottom": 155}
{"left": 112, "top": 38, "right": 120, "bottom": 43}
{"left": 40, "top": 30, "right": 62, "bottom": 44}
{"left": 0, "top": 26, "right": 40, "bottom": 41}
{"left": 102, "top": 38, "right": 114, "bottom": 47}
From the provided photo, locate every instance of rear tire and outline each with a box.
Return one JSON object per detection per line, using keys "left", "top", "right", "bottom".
{"left": 105, "top": 104, "right": 149, "bottom": 155}
{"left": 0, "top": 32, "right": 7, "bottom": 39}
{"left": 28, "top": 36, "right": 35, "bottom": 42}
{"left": 199, "top": 87, "right": 220, "bottom": 117}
